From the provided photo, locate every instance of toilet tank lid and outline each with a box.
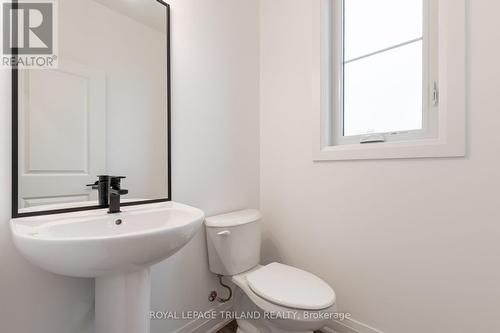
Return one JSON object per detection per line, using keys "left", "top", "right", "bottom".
{"left": 205, "top": 209, "right": 261, "bottom": 228}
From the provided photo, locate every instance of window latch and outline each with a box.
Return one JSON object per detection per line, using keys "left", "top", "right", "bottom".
{"left": 432, "top": 81, "right": 439, "bottom": 106}
{"left": 360, "top": 134, "right": 386, "bottom": 144}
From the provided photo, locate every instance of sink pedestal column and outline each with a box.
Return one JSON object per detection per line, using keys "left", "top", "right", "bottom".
{"left": 95, "top": 268, "right": 151, "bottom": 333}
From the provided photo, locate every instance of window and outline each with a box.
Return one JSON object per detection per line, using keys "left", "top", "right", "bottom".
{"left": 335, "top": 0, "right": 438, "bottom": 144}
{"left": 313, "top": 0, "right": 466, "bottom": 160}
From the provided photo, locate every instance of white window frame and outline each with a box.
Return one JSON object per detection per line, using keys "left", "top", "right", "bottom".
{"left": 312, "top": 0, "right": 466, "bottom": 161}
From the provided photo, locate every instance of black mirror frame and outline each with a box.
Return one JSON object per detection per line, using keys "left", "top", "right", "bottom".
{"left": 12, "top": 0, "right": 172, "bottom": 218}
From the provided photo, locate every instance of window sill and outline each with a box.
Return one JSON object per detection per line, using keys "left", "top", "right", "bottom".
{"left": 313, "top": 137, "right": 465, "bottom": 161}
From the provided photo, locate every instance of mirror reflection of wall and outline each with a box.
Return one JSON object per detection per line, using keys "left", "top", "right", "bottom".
{"left": 18, "top": 0, "right": 169, "bottom": 213}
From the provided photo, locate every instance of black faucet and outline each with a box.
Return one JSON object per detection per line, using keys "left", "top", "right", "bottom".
{"left": 108, "top": 176, "right": 128, "bottom": 214}
{"left": 86, "top": 175, "right": 128, "bottom": 213}
{"left": 86, "top": 175, "right": 111, "bottom": 207}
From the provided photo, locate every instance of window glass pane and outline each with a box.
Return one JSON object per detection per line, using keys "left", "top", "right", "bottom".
{"left": 343, "top": 41, "right": 423, "bottom": 136}
{"left": 344, "top": 0, "right": 423, "bottom": 61}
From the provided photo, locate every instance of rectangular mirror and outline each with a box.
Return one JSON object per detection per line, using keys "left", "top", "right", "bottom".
{"left": 12, "top": 0, "right": 171, "bottom": 217}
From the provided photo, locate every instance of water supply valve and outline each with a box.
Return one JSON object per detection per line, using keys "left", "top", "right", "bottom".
{"left": 208, "top": 291, "right": 217, "bottom": 302}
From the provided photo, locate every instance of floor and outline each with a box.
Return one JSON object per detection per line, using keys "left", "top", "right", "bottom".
{"left": 217, "top": 320, "right": 238, "bottom": 333}
{"left": 217, "top": 320, "right": 323, "bottom": 333}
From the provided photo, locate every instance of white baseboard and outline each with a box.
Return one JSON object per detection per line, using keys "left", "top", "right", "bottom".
{"left": 321, "top": 318, "right": 385, "bottom": 333}
{"left": 171, "top": 301, "right": 234, "bottom": 333}
{"left": 170, "top": 301, "right": 383, "bottom": 333}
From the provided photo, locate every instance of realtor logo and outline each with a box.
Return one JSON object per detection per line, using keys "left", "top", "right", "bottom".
{"left": 1, "top": 0, "right": 58, "bottom": 68}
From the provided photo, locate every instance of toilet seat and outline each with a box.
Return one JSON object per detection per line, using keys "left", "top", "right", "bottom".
{"left": 246, "top": 263, "right": 335, "bottom": 310}
{"left": 232, "top": 264, "right": 337, "bottom": 317}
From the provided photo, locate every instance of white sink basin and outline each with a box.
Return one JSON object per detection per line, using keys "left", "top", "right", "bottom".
{"left": 10, "top": 201, "right": 205, "bottom": 333}
{"left": 11, "top": 201, "right": 204, "bottom": 277}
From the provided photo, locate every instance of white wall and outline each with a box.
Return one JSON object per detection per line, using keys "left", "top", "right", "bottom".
{"left": 0, "top": 1, "right": 259, "bottom": 333}
{"left": 259, "top": 1, "right": 500, "bottom": 333}
{"left": 151, "top": 0, "right": 260, "bottom": 331}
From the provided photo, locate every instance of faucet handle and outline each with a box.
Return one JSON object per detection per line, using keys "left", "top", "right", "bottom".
{"left": 87, "top": 175, "right": 110, "bottom": 189}
{"left": 86, "top": 181, "right": 99, "bottom": 190}
{"left": 109, "top": 176, "right": 127, "bottom": 194}
{"left": 110, "top": 176, "right": 126, "bottom": 186}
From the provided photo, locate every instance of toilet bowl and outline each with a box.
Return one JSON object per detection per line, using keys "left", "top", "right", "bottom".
{"left": 205, "top": 210, "right": 336, "bottom": 333}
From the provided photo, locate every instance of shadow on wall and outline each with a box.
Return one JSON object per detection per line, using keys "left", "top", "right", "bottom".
{"left": 261, "top": 236, "right": 283, "bottom": 265}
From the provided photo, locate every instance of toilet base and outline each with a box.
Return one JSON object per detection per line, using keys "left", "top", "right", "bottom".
{"left": 233, "top": 288, "right": 321, "bottom": 333}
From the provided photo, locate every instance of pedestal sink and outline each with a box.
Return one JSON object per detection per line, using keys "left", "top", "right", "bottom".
{"left": 10, "top": 201, "right": 205, "bottom": 333}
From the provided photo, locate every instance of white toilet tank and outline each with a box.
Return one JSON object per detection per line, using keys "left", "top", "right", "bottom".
{"left": 205, "top": 209, "right": 261, "bottom": 276}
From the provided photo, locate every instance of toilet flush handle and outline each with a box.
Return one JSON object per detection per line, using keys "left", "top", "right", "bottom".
{"left": 217, "top": 230, "right": 231, "bottom": 237}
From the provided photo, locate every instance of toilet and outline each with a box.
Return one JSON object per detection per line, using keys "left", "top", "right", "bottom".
{"left": 205, "top": 209, "right": 336, "bottom": 333}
